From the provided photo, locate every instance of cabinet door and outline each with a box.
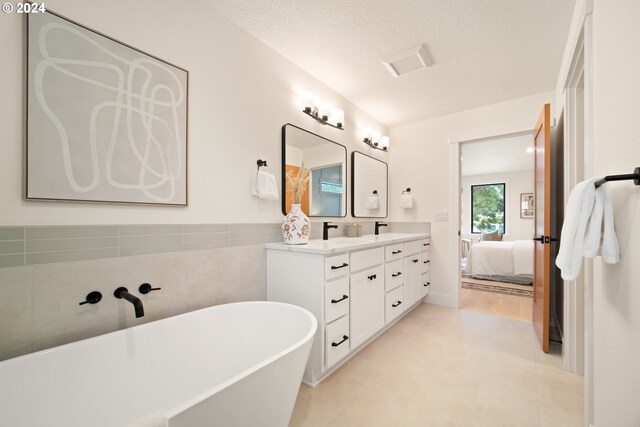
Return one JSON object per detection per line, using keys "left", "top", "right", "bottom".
{"left": 350, "top": 266, "right": 384, "bottom": 349}
{"left": 403, "top": 254, "right": 422, "bottom": 307}
{"left": 421, "top": 271, "right": 431, "bottom": 298}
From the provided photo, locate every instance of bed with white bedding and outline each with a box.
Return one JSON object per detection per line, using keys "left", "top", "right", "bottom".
{"left": 467, "top": 240, "right": 534, "bottom": 284}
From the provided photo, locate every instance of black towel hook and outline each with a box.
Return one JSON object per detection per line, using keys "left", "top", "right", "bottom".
{"left": 402, "top": 188, "right": 411, "bottom": 194}
{"left": 257, "top": 159, "right": 268, "bottom": 171}
{"left": 372, "top": 190, "right": 378, "bottom": 196}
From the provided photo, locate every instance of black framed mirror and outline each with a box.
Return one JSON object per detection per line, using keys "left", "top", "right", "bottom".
{"left": 351, "top": 151, "right": 388, "bottom": 218}
{"left": 282, "top": 124, "right": 347, "bottom": 217}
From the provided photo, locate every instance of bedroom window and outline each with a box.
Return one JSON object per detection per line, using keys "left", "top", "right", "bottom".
{"left": 471, "top": 183, "right": 505, "bottom": 234}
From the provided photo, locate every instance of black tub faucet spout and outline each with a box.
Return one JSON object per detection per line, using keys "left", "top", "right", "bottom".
{"left": 114, "top": 287, "right": 145, "bottom": 318}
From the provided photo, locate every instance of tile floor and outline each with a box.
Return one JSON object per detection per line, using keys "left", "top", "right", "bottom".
{"left": 290, "top": 303, "right": 584, "bottom": 427}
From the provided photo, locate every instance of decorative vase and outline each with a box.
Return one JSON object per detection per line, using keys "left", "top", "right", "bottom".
{"left": 282, "top": 204, "right": 310, "bottom": 245}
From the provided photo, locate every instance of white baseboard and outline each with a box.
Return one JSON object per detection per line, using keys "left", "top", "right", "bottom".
{"left": 425, "top": 292, "right": 453, "bottom": 308}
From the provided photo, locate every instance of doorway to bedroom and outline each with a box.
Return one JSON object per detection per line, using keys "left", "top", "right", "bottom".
{"left": 459, "top": 134, "right": 535, "bottom": 322}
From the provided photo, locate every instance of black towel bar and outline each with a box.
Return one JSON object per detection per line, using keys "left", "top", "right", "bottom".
{"left": 594, "top": 167, "right": 639, "bottom": 188}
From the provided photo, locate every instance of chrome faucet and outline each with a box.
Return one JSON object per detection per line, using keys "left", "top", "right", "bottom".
{"left": 114, "top": 287, "right": 144, "bottom": 318}
{"left": 323, "top": 222, "right": 338, "bottom": 240}
{"left": 375, "top": 221, "right": 388, "bottom": 235}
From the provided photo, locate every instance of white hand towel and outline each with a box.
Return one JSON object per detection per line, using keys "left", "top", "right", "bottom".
{"left": 598, "top": 184, "right": 620, "bottom": 263}
{"left": 584, "top": 183, "right": 620, "bottom": 263}
{"left": 400, "top": 194, "right": 414, "bottom": 209}
{"left": 555, "top": 178, "right": 597, "bottom": 280}
{"left": 366, "top": 195, "right": 379, "bottom": 209}
{"left": 251, "top": 171, "right": 279, "bottom": 200}
{"left": 127, "top": 412, "right": 168, "bottom": 427}
{"left": 583, "top": 184, "right": 605, "bottom": 258}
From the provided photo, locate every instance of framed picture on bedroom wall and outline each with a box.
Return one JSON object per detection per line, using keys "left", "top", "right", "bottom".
{"left": 520, "top": 193, "right": 534, "bottom": 218}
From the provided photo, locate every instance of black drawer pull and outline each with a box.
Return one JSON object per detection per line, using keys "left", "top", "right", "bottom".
{"left": 423, "top": 283, "right": 429, "bottom": 287}
{"left": 331, "top": 335, "right": 349, "bottom": 347}
{"left": 392, "top": 301, "right": 402, "bottom": 308}
{"left": 424, "top": 260, "right": 430, "bottom": 264}
{"left": 331, "top": 294, "right": 349, "bottom": 304}
{"left": 331, "top": 263, "right": 349, "bottom": 270}
{"left": 391, "top": 272, "right": 402, "bottom": 277}
{"left": 392, "top": 250, "right": 402, "bottom": 255}
{"left": 423, "top": 243, "right": 430, "bottom": 246}
{"left": 412, "top": 259, "right": 419, "bottom": 263}
{"left": 367, "top": 274, "right": 377, "bottom": 280}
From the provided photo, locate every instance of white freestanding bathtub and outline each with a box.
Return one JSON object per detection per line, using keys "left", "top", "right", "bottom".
{"left": 0, "top": 301, "right": 317, "bottom": 427}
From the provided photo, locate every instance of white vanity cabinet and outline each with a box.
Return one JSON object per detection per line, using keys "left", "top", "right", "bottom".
{"left": 266, "top": 232, "right": 429, "bottom": 386}
{"left": 421, "top": 238, "right": 431, "bottom": 297}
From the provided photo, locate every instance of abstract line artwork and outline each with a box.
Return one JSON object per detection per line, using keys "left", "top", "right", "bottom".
{"left": 27, "top": 10, "right": 188, "bottom": 205}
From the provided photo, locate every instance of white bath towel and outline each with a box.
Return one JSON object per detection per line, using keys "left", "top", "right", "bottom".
{"left": 584, "top": 183, "right": 620, "bottom": 263}
{"left": 127, "top": 412, "right": 168, "bottom": 427}
{"left": 600, "top": 185, "right": 620, "bottom": 263}
{"left": 400, "top": 194, "right": 414, "bottom": 209}
{"left": 251, "top": 170, "right": 279, "bottom": 200}
{"left": 366, "top": 195, "right": 379, "bottom": 209}
{"left": 556, "top": 178, "right": 597, "bottom": 280}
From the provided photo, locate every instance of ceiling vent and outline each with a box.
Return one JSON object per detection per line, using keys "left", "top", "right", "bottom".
{"left": 382, "top": 44, "right": 433, "bottom": 78}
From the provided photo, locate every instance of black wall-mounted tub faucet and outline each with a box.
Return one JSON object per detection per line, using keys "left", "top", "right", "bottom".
{"left": 114, "top": 287, "right": 145, "bottom": 318}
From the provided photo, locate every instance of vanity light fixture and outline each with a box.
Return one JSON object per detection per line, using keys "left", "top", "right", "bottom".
{"left": 301, "top": 92, "right": 344, "bottom": 130}
{"left": 363, "top": 133, "right": 390, "bottom": 151}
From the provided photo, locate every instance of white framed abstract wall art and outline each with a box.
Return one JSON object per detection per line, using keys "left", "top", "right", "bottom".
{"left": 26, "top": 8, "right": 188, "bottom": 206}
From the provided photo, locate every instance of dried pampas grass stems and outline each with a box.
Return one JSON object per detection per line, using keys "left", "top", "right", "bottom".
{"left": 286, "top": 163, "right": 310, "bottom": 204}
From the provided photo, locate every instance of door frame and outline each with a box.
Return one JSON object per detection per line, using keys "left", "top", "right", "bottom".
{"left": 449, "top": 122, "right": 535, "bottom": 310}
{"left": 555, "top": 0, "right": 593, "bottom": 422}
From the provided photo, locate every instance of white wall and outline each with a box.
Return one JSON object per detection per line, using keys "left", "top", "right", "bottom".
{"left": 389, "top": 91, "right": 554, "bottom": 306}
{"left": 0, "top": 0, "right": 388, "bottom": 226}
{"left": 591, "top": 0, "right": 640, "bottom": 424}
{"left": 461, "top": 170, "right": 534, "bottom": 241}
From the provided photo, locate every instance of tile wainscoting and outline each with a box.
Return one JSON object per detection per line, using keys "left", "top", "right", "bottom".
{"left": 0, "top": 221, "right": 429, "bottom": 361}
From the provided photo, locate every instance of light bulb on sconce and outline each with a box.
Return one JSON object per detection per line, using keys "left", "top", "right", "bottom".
{"left": 331, "top": 109, "right": 344, "bottom": 129}
{"left": 301, "top": 93, "right": 345, "bottom": 130}
{"left": 363, "top": 132, "right": 390, "bottom": 151}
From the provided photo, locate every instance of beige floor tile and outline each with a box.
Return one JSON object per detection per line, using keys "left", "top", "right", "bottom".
{"left": 290, "top": 303, "right": 584, "bottom": 427}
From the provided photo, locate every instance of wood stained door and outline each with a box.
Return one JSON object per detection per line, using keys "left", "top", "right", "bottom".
{"left": 533, "top": 104, "right": 551, "bottom": 352}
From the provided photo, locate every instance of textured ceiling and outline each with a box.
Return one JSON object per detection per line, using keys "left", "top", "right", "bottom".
{"left": 205, "top": 0, "right": 575, "bottom": 127}
{"left": 461, "top": 134, "right": 534, "bottom": 176}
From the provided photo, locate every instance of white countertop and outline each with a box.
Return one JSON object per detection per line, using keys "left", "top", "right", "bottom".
{"left": 265, "top": 232, "right": 430, "bottom": 255}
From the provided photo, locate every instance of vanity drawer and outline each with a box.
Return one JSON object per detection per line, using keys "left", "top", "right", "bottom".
{"left": 350, "top": 247, "right": 384, "bottom": 272}
{"left": 403, "top": 239, "right": 422, "bottom": 256}
{"left": 422, "top": 272, "right": 431, "bottom": 298}
{"left": 325, "top": 253, "right": 350, "bottom": 280}
{"left": 326, "top": 315, "right": 350, "bottom": 368}
{"left": 385, "top": 243, "right": 404, "bottom": 261}
{"left": 385, "top": 285, "right": 404, "bottom": 324}
{"left": 421, "top": 255, "right": 430, "bottom": 274}
{"left": 325, "top": 277, "right": 350, "bottom": 324}
{"left": 421, "top": 238, "right": 431, "bottom": 249}
{"left": 385, "top": 259, "right": 403, "bottom": 292}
